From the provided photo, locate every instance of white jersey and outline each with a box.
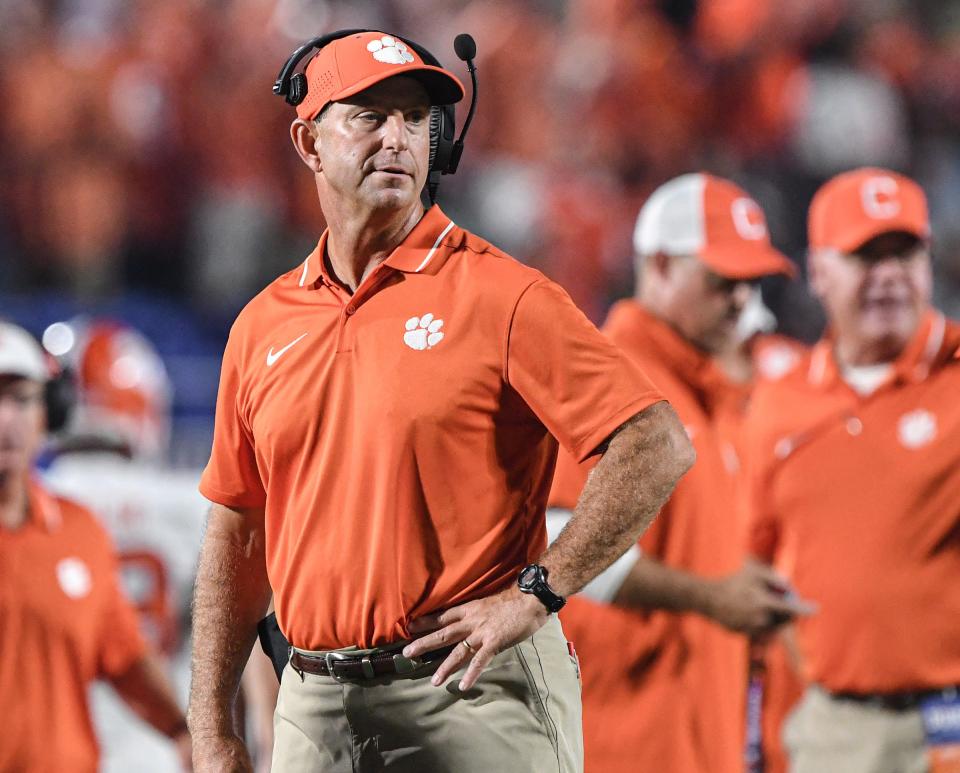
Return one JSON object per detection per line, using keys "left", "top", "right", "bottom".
{"left": 44, "top": 452, "right": 207, "bottom": 773}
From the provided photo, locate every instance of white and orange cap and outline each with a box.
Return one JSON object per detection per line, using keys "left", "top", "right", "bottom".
{"left": 808, "top": 167, "right": 930, "bottom": 253}
{"left": 634, "top": 173, "right": 796, "bottom": 279}
{"left": 0, "top": 322, "right": 48, "bottom": 382}
{"left": 296, "top": 31, "right": 465, "bottom": 121}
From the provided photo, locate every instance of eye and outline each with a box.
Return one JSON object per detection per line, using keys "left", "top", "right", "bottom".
{"left": 356, "top": 111, "right": 384, "bottom": 126}
{"left": 406, "top": 109, "right": 428, "bottom": 125}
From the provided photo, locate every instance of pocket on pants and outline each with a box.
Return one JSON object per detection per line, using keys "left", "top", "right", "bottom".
{"left": 515, "top": 642, "right": 561, "bottom": 752}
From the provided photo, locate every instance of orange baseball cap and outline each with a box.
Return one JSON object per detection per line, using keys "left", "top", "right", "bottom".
{"left": 295, "top": 31, "right": 465, "bottom": 121}
{"left": 633, "top": 173, "right": 796, "bottom": 279}
{"left": 808, "top": 167, "right": 930, "bottom": 253}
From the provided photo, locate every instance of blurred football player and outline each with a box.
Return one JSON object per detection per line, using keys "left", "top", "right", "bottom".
{"left": 40, "top": 319, "right": 275, "bottom": 771}
{"left": 0, "top": 320, "right": 191, "bottom": 772}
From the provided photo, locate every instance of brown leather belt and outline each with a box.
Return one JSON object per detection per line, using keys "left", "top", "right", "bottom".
{"left": 829, "top": 686, "right": 959, "bottom": 712}
{"left": 290, "top": 644, "right": 456, "bottom": 681}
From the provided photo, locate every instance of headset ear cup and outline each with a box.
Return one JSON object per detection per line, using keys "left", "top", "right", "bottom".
{"left": 288, "top": 72, "right": 307, "bottom": 106}
{"left": 428, "top": 107, "right": 442, "bottom": 172}
{"left": 428, "top": 105, "right": 456, "bottom": 174}
{"left": 44, "top": 369, "right": 75, "bottom": 434}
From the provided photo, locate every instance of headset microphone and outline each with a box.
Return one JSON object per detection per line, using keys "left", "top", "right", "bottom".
{"left": 446, "top": 34, "right": 478, "bottom": 176}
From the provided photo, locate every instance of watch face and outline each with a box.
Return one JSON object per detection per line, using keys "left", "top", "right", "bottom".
{"left": 519, "top": 565, "right": 538, "bottom": 588}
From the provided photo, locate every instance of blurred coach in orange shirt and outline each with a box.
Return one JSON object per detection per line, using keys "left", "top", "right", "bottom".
{"left": 744, "top": 167, "right": 960, "bottom": 773}
{"left": 548, "top": 173, "right": 807, "bottom": 773}
{"left": 0, "top": 322, "right": 191, "bottom": 772}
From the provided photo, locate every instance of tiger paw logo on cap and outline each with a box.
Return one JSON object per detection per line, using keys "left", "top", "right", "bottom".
{"left": 367, "top": 36, "right": 415, "bottom": 65}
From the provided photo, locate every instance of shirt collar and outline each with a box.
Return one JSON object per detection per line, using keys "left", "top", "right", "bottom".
{"left": 297, "top": 205, "right": 458, "bottom": 290}
{"left": 26, "top": 477, "right": 62, "bottom": 532}
{"left": 605, "top": 300, "right": 731, "bottom": 408}
{"left": 807, "top": 310, "right": 949, "bottom": 390}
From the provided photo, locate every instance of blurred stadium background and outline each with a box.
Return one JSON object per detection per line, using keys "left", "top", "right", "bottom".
{"left": 2, "top": 0, "right": 960, "bottom": 466}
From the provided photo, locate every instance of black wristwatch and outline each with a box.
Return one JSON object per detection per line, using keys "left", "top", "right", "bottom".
{"left": 517, "top": 564, "right": 566, "bottom": 613}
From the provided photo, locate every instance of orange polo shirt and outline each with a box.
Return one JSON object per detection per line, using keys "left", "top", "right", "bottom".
{"left": 550, "top": 300, "right": 747, "bottom": 773}
{"left": 200, "top": 205, "right": 663, "bottom": 650}
{"left": 744, "top": 310, "right": 960, "bottom": 694}
{"left": 0, "top": 479, "right": 146, "bottom": 773}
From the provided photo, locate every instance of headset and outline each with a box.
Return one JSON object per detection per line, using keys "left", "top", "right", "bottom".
{"left": 44, "top": 360, "right": 75, "bottom": 434}
{"left": 273, "top": 29, "right": 478, "bottom": 203}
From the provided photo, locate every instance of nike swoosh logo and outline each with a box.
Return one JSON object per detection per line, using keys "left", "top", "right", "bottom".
{"left": 266, "top": 333, "right": 308, "bottom": 367}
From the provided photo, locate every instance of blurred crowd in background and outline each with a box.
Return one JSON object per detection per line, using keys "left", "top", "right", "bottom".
{"left": 2, "top": 0, "right": 960, "bottom": 463}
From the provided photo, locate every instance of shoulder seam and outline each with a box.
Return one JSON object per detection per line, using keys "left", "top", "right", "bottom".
{"left": 502, "top": 278, "right": 549, "bottom": 383}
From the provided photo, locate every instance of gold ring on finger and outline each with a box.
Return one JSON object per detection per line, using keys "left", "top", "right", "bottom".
{"left": 461, "top": 639, "right": 477, "bottom": 655}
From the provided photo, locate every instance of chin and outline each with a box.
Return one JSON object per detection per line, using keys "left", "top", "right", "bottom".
{"left": 367, "top": 187, "right": 417, "bottom": 211}
{"left": 860, "top": 309, "right": 918, "bottom": 355}
{"left": 0, "top": 452, "right": 29, "bottom": 475}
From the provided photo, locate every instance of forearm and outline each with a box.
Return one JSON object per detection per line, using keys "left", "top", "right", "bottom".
{"left": 612, "top": 555, "right": 715, "bottom": 615}
{"left": 188, "top": 504, "right": 271, "bottom": 740}
{"left": 110, "top": 653, "right": 188, "bottom": 738}
{"left": 542, "top": 401, "right": 694, "bottom": 597}
{"left": 546, "top": 507, "right": 641, "bottom": 603}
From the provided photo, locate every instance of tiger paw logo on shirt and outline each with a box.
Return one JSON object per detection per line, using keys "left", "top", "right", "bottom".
{"left": 898, "top": 409, "right": 937, "bottom": 449}
{"left": 404, "top": 313, "right": 445, "bottom": 350}
{"left": 56, "top": 557, "right": 92, "bottom": 599}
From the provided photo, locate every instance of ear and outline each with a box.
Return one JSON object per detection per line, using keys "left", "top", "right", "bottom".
{"left": 807, "top": 248, "right": 826, "bottom": 300}
{"left": 290, "top": 119, "right": 322, "bottom": 174}
{"left": 650, "top": 251, "right": 672, "bottom": 278}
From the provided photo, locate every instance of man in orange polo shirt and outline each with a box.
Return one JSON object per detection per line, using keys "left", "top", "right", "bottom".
{"left": 744, "top": 167, "right": 960, "bottom": 773}
{"left": 548, "top": 173, "right": 807, "bottom": 773}
{"left": 187, "top": 30, "right": 694, "bottom": 773}
{"left": 0, "top": 322, "right": 191, "bottom": 772}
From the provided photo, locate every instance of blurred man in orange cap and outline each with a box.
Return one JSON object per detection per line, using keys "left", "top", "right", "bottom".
{"left": 548, "top": 172, "right": 808, "bottom": 773}
{"left": 743, "top": 167, "right": 960, "bottom": 773}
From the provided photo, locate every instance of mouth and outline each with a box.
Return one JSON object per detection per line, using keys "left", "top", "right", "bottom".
{"left": 863, "top": 296, "right": 909, "bottom": 310}
{"left": 372, "top": 165, "right": 411, "bottom": 177}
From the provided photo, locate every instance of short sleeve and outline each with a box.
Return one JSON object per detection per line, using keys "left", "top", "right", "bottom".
{"left": 97, "top": 551, "right": 147, "bottom": 679}
{"left": 505, "top": 279, "right": 664, "bottom": 462}
{"left": 199, "top": 331, "right": 267, "bottom": 509}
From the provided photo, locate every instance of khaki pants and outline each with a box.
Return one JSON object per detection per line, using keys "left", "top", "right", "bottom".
{"left": 784, "top": 686, "right": 928, "bottom": 773}
{"left": 272, "top": 616, "right": 583, "bottom": 772}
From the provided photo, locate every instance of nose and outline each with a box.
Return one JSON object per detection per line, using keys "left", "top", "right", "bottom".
{"left": 0, "top": 398, "right": 20, "bottom": 432}
{"left": 870, "top": 253, "right": 908, "bottom": 273}
{"left": 381, "top": 112, "right": 409, "bottom": 152}
{"left": 731, "top": 281, "right": 754, "bottom": 310}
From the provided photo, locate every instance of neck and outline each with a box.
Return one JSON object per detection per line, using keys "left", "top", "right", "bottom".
{"left": 833, "top": 334, "right": 904, "bottom": 368}
{"left": 324, "top": 203, "right": 425, "bottom": 292}
{"left": 0, "top": 470, "right": 29, "bottom": 529}
{"left": 635, "top": 292, "right": 711, "bottom": 355}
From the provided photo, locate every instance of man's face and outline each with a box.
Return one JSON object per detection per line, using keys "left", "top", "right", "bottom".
{"left": 0, "top": 376, "right": 46, "bottom": 477}
{"left": 658, "top": 254, "right": 756, "bottom": 353}
{"left": 810, "top": 232, "right": 931, "bottom": 360}
{"left": 312, "top": 76, "right": 431, "bottom": 213}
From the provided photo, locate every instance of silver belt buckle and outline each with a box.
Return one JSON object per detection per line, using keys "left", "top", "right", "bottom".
{"left": 324, "top": 651, "right": 352, "bottom": 682}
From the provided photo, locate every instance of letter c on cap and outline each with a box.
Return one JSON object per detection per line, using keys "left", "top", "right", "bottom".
{"left": 731, "top": 198, "right": 767, "bottom": 241}
{"left": 861, "top": 176, "right": 901, "bottom": 219}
